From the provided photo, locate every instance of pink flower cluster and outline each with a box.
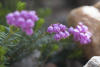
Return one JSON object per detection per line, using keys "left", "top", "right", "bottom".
{"left": 6, "top": 10, "right": 39, "bottom": 35}
{"left": 47, "top": 22, "right": 92, "bottom": 44}
{"left": 68, "top": 23, "right": 92, "bottom": 44}
{"left": 47, "top": 24, "right": 70, "bottom": 41}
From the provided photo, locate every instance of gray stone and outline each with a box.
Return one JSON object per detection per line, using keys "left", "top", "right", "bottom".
{"left": 11, "top": 49, "right": 41, "bottom": 67}
{"left": 84, "top": 56, "right": 100, "bottom": 67}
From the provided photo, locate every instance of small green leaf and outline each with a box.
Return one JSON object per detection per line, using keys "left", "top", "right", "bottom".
{"left": 0, "top": 25, "right": 6, "bottom": 32}
{"left": 0, "top": 46, "right": 7, "bottom": 56}
{"left": 52, "top": 44, "right": 59, "bottom": 51}
{"left": 9, "top": 26, "right": 19, "bottom": 33}
{"left": 35, "top": 18, "right": 45, "bottom": 31}
{"left": 16, "top": 1, "right": 26, "bottom": 11}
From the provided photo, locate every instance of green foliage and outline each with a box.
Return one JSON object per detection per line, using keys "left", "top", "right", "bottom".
{"left": 0, "top": 65, "right": 5, "bottom": 67}
{"left": 52, "top": 44, "right": 59, "bottom": 51}
{"left": 0, "top": 46, "right": 7, "bottom": 67}
{"left": 35, "top": 8, "right": 52, "bottom": 32}
{"left": 16, "top": 1, "right": 26, "bottom": 11}
{"left": 0, "top": 5, "right": 10, "bottom": 25}
{"left": 0, "top": 2, "right": 2, "bottom": 8}
{"left": 35, "top": 18, "right": 45, "bottom": 32}
{"left": 2, "top": 0, "right": 20, "bottom": 11}
{"left": 37, "top": 8, "right": 52, "bottom": 18}
{"left": 0, "top": 25, "right": 8, "bottom": 45}
{"left": 67, "top": 48, "right": 83, "bottom": 59}
{"left": 0, "top": 25, "right": 6, "bottom": 32}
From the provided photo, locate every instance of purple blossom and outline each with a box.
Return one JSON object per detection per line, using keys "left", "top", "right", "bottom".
{"left": 85, "top": 32, "right": 92, "bottom": 39}
{"left": 47, "top": 23, "right": 70, "bottom": 41}
{"left": 53, "top": 26, "right": 60, "bottom": 33}
{"left": 81, "top": 25, "right": 88, "bottom": 32}
{"left": 79, "top": 33, "right": 91, "bottom": 44}
{"left": 47, "top": 26, "right": 54, "bottom": 33}
{"left": 71, "top": 22, "right": 92, "bottom": 44}
{"left": 68, "top": 27, "right": 74, "bottom": 34}
{"left": 20, "top": 10, "right": 28, "bottom": 19}
{"left": 53, "top": 24, "right": 59, "bottom": 27}
{"left": 29, "top": 11, "right": 36, "bottom": 16}
{"left": 25, "top": 28, "right": 33, "bottom": 36}
{"left": 47, "top": 22, "right": 92, "bottom": 44}
{"left": 59, "top": 32, "right": 66, "bottom": 38}
{"left": 78, "top": 22, "right": 83, "bottom": 26}
{"left": 6, "top": 13, "right": 15, "bottom": 25}
{"left": 13, "top": 11, "right": 20, "bottom": 18}
{"left": 54, "top": 34, "right": 61, "bottom": 41}
{"left": 17, "top": 17, "right": 25, "bottom": 28}
{"left": 59, "top": 24, "right": 67, "bottom": 31}
{"left": 6, "top": 13, "right": 14, "bottom": 20}
{"left": 6, "top": 10, "right": 39, "bottom": 36}
{"left": 73, "top": 29, "right": 80, "bottom": 41}
{"left": 26, "top": 19, "right": 35, "bottom": 28}
{"left": 76, "top": 25, "right": 82, "bottom": 32}
{"left": 64, "top": 31, "right": 70, "bottom": 38}
{"left": 28, "top": 11, "right": 39, "bottom": 22}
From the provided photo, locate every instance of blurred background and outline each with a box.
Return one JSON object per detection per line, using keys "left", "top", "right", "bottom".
{"left": 0, "top": 0, "right": 99, "bottom": 67}
{"left": 0, "top": 0, "right": 99, "bottom": 26}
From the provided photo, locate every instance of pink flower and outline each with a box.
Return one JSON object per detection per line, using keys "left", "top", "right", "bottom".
{"left": 72, "top": 22, "right": 92, "bottom": 44}
{"left": 25, "top": 28, "right": 34, "bottom": 36}
{"left": 6, "top": 10, "right": 39, "bottom": 36}
{"left": 26, "top": 19, "right": 35, "bottom": 28}
{"left": 54, "top": 34, "right": 61, "bottom": 41}
{"left": 47, "top": 23, "right": 70, "bottom": 41}
{"left": 47, "top": 26, "right": 54, "bottom": 33}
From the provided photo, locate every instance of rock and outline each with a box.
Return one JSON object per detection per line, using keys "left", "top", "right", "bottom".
{"left": 11, "top": 49, "right": 41, "bottom": 67}
{"left": 66, "top": 60, "right": 83, "bottom": 67}
{"left": 45, "top": 63, "right": 57, "bottom": 67}
{"left": 84, "top": 56, "right": 100, "bottom": 67}
{"left": 94, "top": 1, "right": 100, "bottom": 10}
{"left": 67, "top": 6, "right": 100, "bottom": 59}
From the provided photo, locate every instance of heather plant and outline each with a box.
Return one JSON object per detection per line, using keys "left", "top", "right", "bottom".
{"left": 0, "top": 1, "right": 92, "bottom": 67}
{"left": 47, "top": 23, "right": 92, "bottom": 45}
{"left": 0, "top": 13, "right": 92, "bottom": 67}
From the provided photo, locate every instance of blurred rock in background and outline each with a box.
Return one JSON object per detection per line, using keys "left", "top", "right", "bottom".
{"left": 67, "top": 3, "right": 100, "bottom": 59}
{"left": 94, "top": 1, "right": 100, "bottom": 10}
